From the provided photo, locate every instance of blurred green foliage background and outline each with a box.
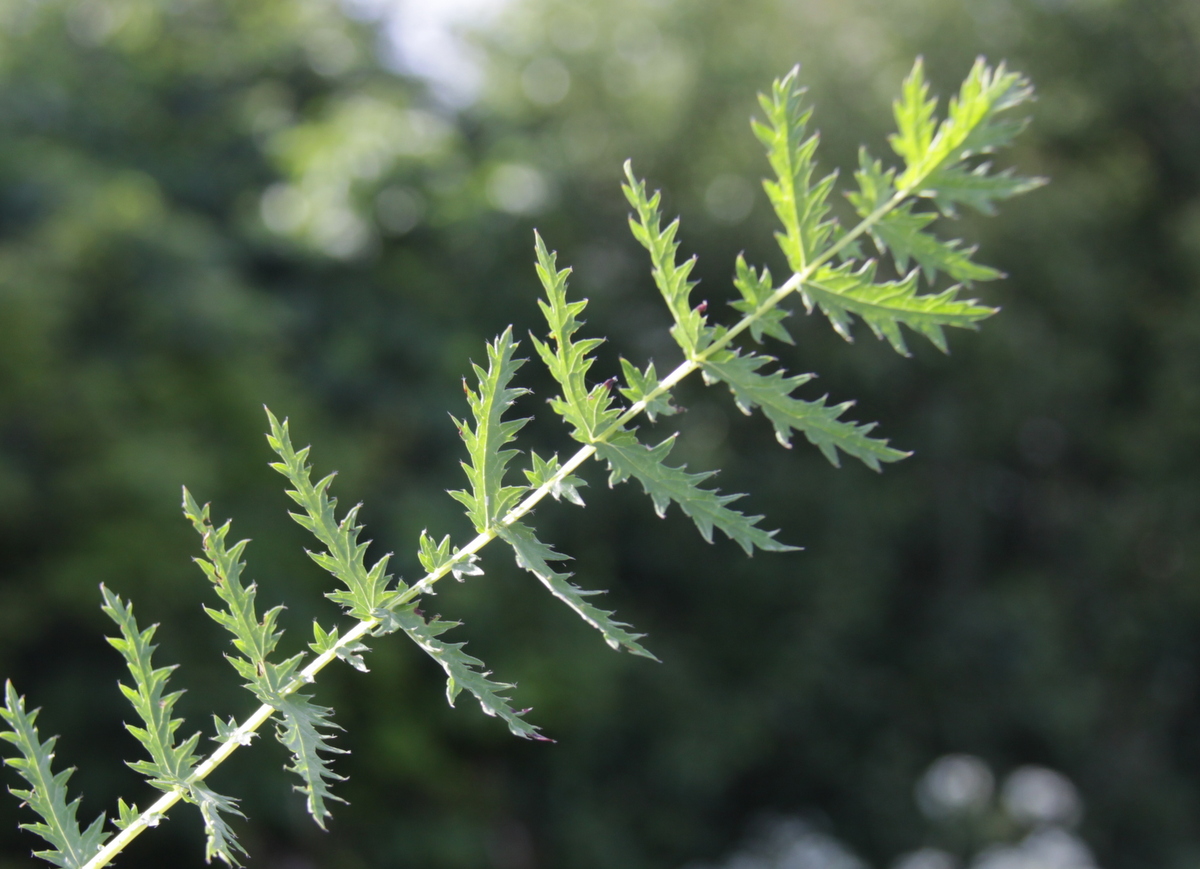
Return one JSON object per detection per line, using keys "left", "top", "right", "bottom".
{"left": 0, "top": 0, "right": 1198, "bottom": 866}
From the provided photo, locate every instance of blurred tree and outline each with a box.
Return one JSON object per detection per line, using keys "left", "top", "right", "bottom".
{"left": 1, "top": 0, "right": 1199, "bottom": 868}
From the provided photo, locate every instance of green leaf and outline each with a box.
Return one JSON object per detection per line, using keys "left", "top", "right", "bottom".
{"left": 531, "top": 233, "right": 624, "bottom": 442}
{"left": 752, "top": 67, "right": 838, "bottom": 272}
{"left": 0, "top": 681, "right": 107, "bottom": 869}
{"left": 848, "top": 154, "right": 1003, "bottom": 286}
{"left": 184, "top": 488, "right": 303, "bottom": 701}
{"left": 211, "top": 716, "right": 256, "bottom": 748}
{"left": 101, "top": 586, "right": 201, "bottom": 788}
{"left": 924, "top": 162, "right": 1046, "bottom": 218}
{"left": 701, "top": 350, "right": 908, "bottom": 470}
{"left": 618, "top": 359, "right": 678, "bottom": 424}
{"left": 266, "top": 409, "right": 403, "bottom": 620}
{"left": 594, "top": 433, "right": 795, "bottom": 556}
{"left": 800, "top": 259, "right": 997, "bottom": 355}
{"left": 873, "top": 205, "right": 1002, "bottom": 284}
{"left": 190, "top": 783, "right": 247, "bottom": 867}
{"left": 622, "top": 163, "right": 714, "bottom": 358}
{"left": 273, "top": 694, "right": 347, "bottom": 830}
{"left": 893, "top": 57, "right": 1036, "bottom": 191}
{"left": 729, "top": 255, "right": 793, "bottom": 345}
{"left": 497, "top": 522, "right": 655, "bottom": 659}
{"left": 447, "top": 328, "right": 531, "bottom": 532}
{"left": 310, "top": 623, "right": 370, "bottom": 673}
{"left": 524, "top": 451, "right": 587, "bottom": 506}
{"left": 417, "top": 530, "right": 483, "bottom": 581}
{"left": 114, "top": 799, "right": 142, "bottom": 832}
{"left": 889, "top": 56, "right": 938, "bottom": 176}
{"left": 381, "top": 604, "right": 547, "bottom": 741}
{"left": 99, "top": 587, "right": 244, "bottom": 865}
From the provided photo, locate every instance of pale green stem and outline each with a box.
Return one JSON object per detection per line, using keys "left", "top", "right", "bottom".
{"left": 84, "top": 180, "right": 916, "bottom": 869}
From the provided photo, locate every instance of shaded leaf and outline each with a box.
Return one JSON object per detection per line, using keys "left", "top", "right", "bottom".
{"left": 498, "top": 522, "right": 655, "bottom": 658}
{"left": 381, "top": 604, "right": 547, "bottom": 741}
{"left": 0, "top": 682, "right": 107, "bottom": 869}
{"left": 273, "top": 694, "right": 346, "bottom": 830}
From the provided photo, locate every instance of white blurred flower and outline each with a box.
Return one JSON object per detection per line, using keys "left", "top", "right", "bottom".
{"left": 1002, "top": 767, "right": 1082, "bottom": 828}
{"left": 972, "top": 828, "right": 1097, "bottom": 869}
{"left": 916, "top": 755, "right": 995, "bottom": 819}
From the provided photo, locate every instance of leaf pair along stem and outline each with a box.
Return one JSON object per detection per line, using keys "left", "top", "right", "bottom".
{"left": 1, "top": 57, "right": 1042, "bottom": 869}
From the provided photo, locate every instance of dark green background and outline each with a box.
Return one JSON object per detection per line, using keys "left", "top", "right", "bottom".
{"left": 1, "top": 0, "right": 1198, "bottom": 866}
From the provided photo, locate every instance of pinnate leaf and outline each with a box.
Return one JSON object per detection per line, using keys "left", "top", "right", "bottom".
{"left": 925, "top": 162, "right": 1045, "bottom": 217}
{"left": 701, "top": 350, "right": 908, "bottom": 470}
{"left": 623, "top": 163, "right": 713, "bottom": 358}
{"left": 497, "top": 521, "right": 655, "bottom": 658}
{"left": 0, "top": 682, "right": 107, "bottom": 869}
{"left": 100, "top": 587, "right": 245, "bottom": 865}
{"left": 752, "top": 67, "right": 838, "bottom": 271}
{"left": 849, "top": 154, "right": 1003, "bottom": 286}
{"left": 892, "top": 56, "right": 1035, "bottom": 190}
{"left": 595, "top": 433, "right": 794, "bottom": 556}
{"left": 192, "top": 784, "right": 247, "bottom": 866}
{"left": 801, "top": 260, "right": 996, "bottom": 355}
{"left": 184, "top": 488, "right": 304, "bottom": 700}
{"left": 267, "top": 409, "right": 401, "bottom": 620}
{"left": 448, "top": 327, "right": 531, "bottom": 531}
{"left": 382, "top": 604, "right": 546, "bottom": 741}
{"left": 273, "top": 694, "right": 346, "bottom": 830}
{"left": 531, "top": 233, "right": 624, "bottom": 442}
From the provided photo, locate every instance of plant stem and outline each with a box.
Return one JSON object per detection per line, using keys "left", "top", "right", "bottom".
{"left": 83, "top": 179, "right": 914, "bottom": 869}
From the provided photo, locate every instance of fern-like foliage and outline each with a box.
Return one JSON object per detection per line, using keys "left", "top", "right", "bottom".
{"left": 267, "top": 412, "right": 543, "bottom": 740}
{"left": 0, "top": 59, "right": 1041, "bottom": 868}
{"left": 100, "top": 587, "right": 245, "bottom": 865}
{"left": 0, "top": 683, "right": 106, "bottom": 869}
{"left": 184, "top": 487, "right": 346, "bottom": 829}
{"left": 449, "top": 327, "right": 532, "bottom": 532}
